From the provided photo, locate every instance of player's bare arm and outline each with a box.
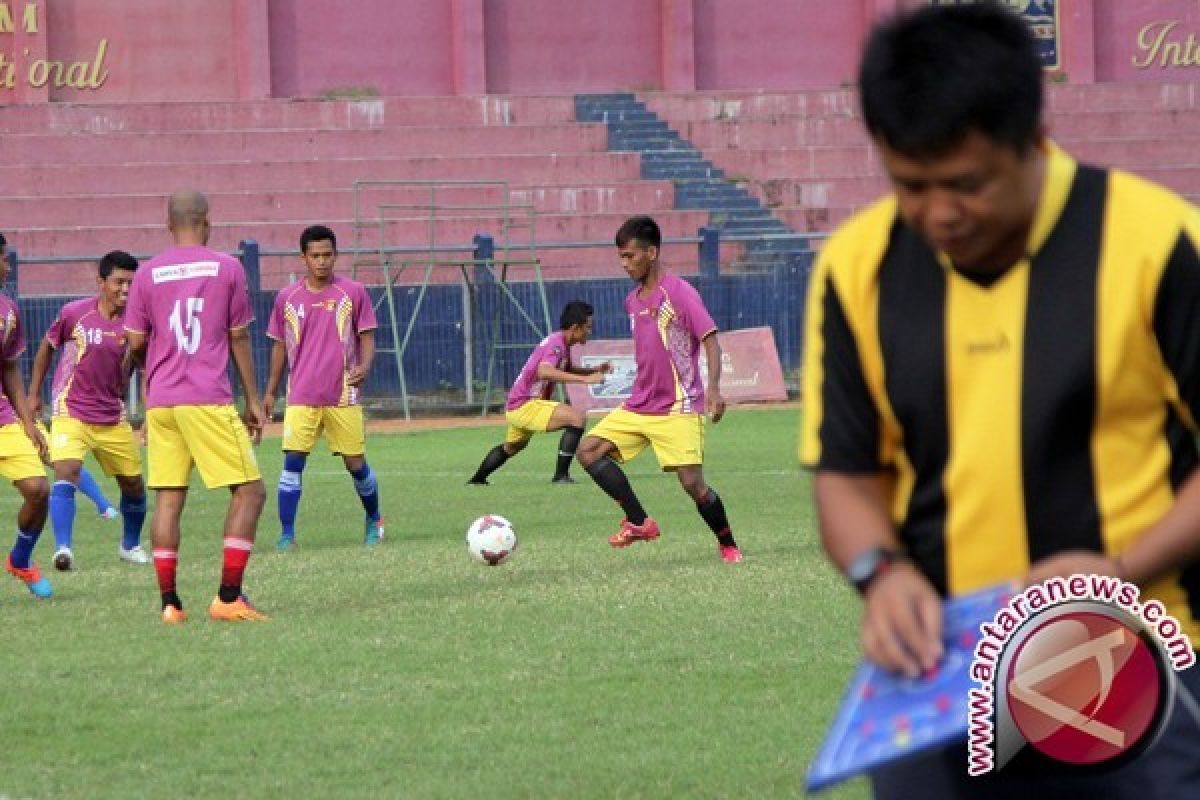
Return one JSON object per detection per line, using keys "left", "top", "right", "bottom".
{"left": 1027, "top": 465, "right": 1200, "bottom": 589}
{"left": 568, "top": 361, "right": 613, "bottom": 378}
{"left": 815, "top": 471, "right": 943, "bottom": 678}
{"left": 133, "top": 368, "right": 147, "bottom": 446}
{"left": 229, "top": 325, "right": 264, "bottom": 445}
{"left": 125, "top": 330, "right": 147, "bottom": 360}
{"left": 346, "top": 329, "right": 375, "bottom": 387}
{"left": 701, "top": 332, "right": 725, "bottom": 423}
{"left": 263, "top": 338, "right": 287, "bottom": 420}
{"left": 125, "top": 330, "right": 149, "bottom": 449}
{"left": 3, "top": 359, "right": 47, "bottom": 462}
{"left": 26, "top": 337, "right": 55, "bottom": 417}
{"left": 536, "top": 362, "right": 606, "bottom": 385}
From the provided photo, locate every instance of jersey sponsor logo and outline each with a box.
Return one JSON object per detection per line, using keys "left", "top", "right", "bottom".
{"left": 967, "top": 332, "right": 1010, "bottom": 356}
{"left": 151, "top": 261, "right": 220, "bottom": 284}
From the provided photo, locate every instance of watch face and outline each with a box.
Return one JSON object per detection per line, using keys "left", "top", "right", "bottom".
{"left": 848, "top": 548, "right": 894, "bottom": 590}
{"left": 848, "top": 550, "right": 882, "bottom": 583}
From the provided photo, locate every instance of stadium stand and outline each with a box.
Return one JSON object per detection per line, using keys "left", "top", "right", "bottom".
{"left": 4, "top": 82, "right": 1200, "bottom": 299}
{"left": 642, "top": 82, "right": 1200, "bottom": 233}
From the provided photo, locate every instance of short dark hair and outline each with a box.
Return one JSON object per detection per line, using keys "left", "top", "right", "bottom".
{"left": 98, "top": 250, "right": 138, "bottom": 278}
{"left": 0, "top": 232, "right": 6, "bottom": 250}
{"left": 559, "top": 301, "right": 593, "bottom": 330}
{"left": 858, "top": 2, "right": 1043, "bottom": 158}
{"left": 615, "top": 215, "right": 661, "bottom": 250}
{"left": 300, "top": 224, "right": 337, "bottom": 254}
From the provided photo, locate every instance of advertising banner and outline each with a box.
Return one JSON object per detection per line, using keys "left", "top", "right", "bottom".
{"left": 565, "top": 326, "right": 788, "bottom": 412}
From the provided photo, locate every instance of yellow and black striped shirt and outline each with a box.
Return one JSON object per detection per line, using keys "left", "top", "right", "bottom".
{"left": 801, "top": 146, "right": 1200, "bottom": 641}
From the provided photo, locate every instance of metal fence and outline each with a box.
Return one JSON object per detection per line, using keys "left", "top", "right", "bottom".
{"left": 6, "top": 230, "right": 820, "bottom": 418}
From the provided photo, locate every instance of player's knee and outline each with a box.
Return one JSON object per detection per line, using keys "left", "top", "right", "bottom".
{"left": 22, "top": 477, "right": 50, "bottom": 506}
{"left": 576, "top": 436, "right": 603, "bottom": 465}
{"left": 118, "top": 475, "right": 145, "bottom": 498}
{"left": 235, "top": 480, "right": 267, "bottom": 510}
{"left": 677, "top": 471, "right": 706, "bottom": 499}
{"left": 504, "top": 441, "right": 526, "bottom": 456}
{"left": 54, "top": 462, "right": 82, "bottom": 484}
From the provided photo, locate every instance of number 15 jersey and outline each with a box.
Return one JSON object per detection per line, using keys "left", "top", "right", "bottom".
{"left": 124, "top": 244, "right": 254, "bottom": 410}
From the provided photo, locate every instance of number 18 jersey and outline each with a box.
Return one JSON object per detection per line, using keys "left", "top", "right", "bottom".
{"left": 47, "top": 296, "right": 129, "bottom": 424}
{"left": 124, "top": 244, "right": 254, "bottom": 409}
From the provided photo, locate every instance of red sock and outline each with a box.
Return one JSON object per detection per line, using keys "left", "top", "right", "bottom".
{"left": 221, "top": 536, "right": 253, "bottom": 590}
{"left": 153, "top": 548, "right": 177, "bottom": 593}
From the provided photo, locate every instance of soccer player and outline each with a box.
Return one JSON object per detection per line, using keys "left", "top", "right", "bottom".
{"left": 0, "top": 232, "right": 52, "bottom": 599}
{"left": 124, "top": 191, "right": 268, "bottom": 624}
{"left": 27, "top": 250, "right": 148, "bottom": 570}
{"left": 801, "top": 5, "right": 1200, "bottom": 796}
{"left": 263, "top": 224, "right": 382, "bottom": 551}
{"left": 468, "top": 301, "right": 610, "bottom": 485}
{"left": 576, "top": 216, "right": 742, "bottom": 563}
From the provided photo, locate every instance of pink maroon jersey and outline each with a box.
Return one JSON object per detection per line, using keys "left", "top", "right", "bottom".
{"left": 0, "top": 292, "right": 26, "bottom": 425}
{"left": 505, "top": 330, "right": 571, "bottom": 412}
{"left": 124, "top": 245, "right": 254, "bottom": 409}
{"left": 623, "top": 273, "right": 717, "bottom": 415}
{"left": 266, "top": 275, "right": 377, "bottom": 407}
{"left": 46, "top": 296, "right": 129, "bottom": 425}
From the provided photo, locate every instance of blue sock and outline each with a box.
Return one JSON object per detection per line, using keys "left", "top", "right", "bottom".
{"left": 50, "top": 480, "right": 77, "bottom": 550}
{"left": 351, "top": 463, "right": 380, "bottom": 521}
{"left": 77, "top": 467, "right": 114, "bottom": 514}
{"left": 10, "top": 527, "right": 41, "bottom": 569}
{"left": 119, "top": 494, "right": 146, "bottom": 551}
{"left": 278, "top": 452, "right": 308, "bottom": 540}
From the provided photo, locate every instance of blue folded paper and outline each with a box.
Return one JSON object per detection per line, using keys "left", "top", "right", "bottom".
{"left": 806, "top": 583, "right": 1014, "bottom": 793}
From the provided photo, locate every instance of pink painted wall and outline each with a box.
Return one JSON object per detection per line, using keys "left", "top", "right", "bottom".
{"left": 1, "top": 0, "right": 1197, "bottom": 105}
{"left": 45, "top": 0, "right": 241, "bottom": 102}
{"left": 1056, "top": 1, "right": 1097, "bottom": 84}
{"left": 268, "top": 0, "right": 455, "bottom": 97}
{"left": 694, "top": 0, "right": 867, "bottom": 90}
{"left": 482, "top": 0, "right": 661, "bottom": 93}
{"left": 1094, "top": 0, "right": 1200, "bottom": 82}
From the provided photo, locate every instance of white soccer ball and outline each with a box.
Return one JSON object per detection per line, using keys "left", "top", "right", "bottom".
{"left": 466, "top": 514, "right": 518, "bottom": 566}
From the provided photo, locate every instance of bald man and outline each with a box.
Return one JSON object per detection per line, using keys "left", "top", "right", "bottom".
{"left": 125, "top": 191, "right": 268, "bottom": 623}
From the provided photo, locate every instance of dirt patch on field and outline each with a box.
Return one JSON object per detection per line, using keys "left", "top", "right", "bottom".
{"left": 259, "top": 414, "right": 505, "bottom": 439}
{"left": 257, "top": 401, "right": 799, "bottom": 439}
{"left": 284, "top": 400, "right": 799, "bottom": 436}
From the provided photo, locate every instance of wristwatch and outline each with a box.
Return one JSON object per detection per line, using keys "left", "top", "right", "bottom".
{"left": 845, "top": 546, "right": 902, "bottom": 594}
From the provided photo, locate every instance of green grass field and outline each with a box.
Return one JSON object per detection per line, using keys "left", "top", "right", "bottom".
{"left": 0, "top": 408, "right": 870, "bottom": 800}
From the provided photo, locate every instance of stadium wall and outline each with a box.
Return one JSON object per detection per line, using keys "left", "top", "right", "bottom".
{"left": 0, "top": 1, "right": 1197, "bottom": 104}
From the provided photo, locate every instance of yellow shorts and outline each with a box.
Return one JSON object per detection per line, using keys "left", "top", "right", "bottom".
{"left": 587, "top": 408, "right": 705, "bottom": 470}
{"left": 49, "top": 416, "right": 142, "bottom": 477}
{"left": 504, "top": 400, "right": 559, "bottom": 446}
{"left": 146, "top": 405, "right": 261, "bottom": 489}
{"left": 283, "top": 405, "right": 365, "bottom": 456}
{"left": 0, "top": 423, "right": 46, "bottom": 482}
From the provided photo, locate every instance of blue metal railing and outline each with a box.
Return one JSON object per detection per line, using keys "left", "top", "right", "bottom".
{"left": 5, "top": 228, "right": 823, "bottom": 412}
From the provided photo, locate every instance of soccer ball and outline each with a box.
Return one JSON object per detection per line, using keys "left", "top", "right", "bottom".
{"left": 466, "top": 514, "right": 518, "bottom": 566}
